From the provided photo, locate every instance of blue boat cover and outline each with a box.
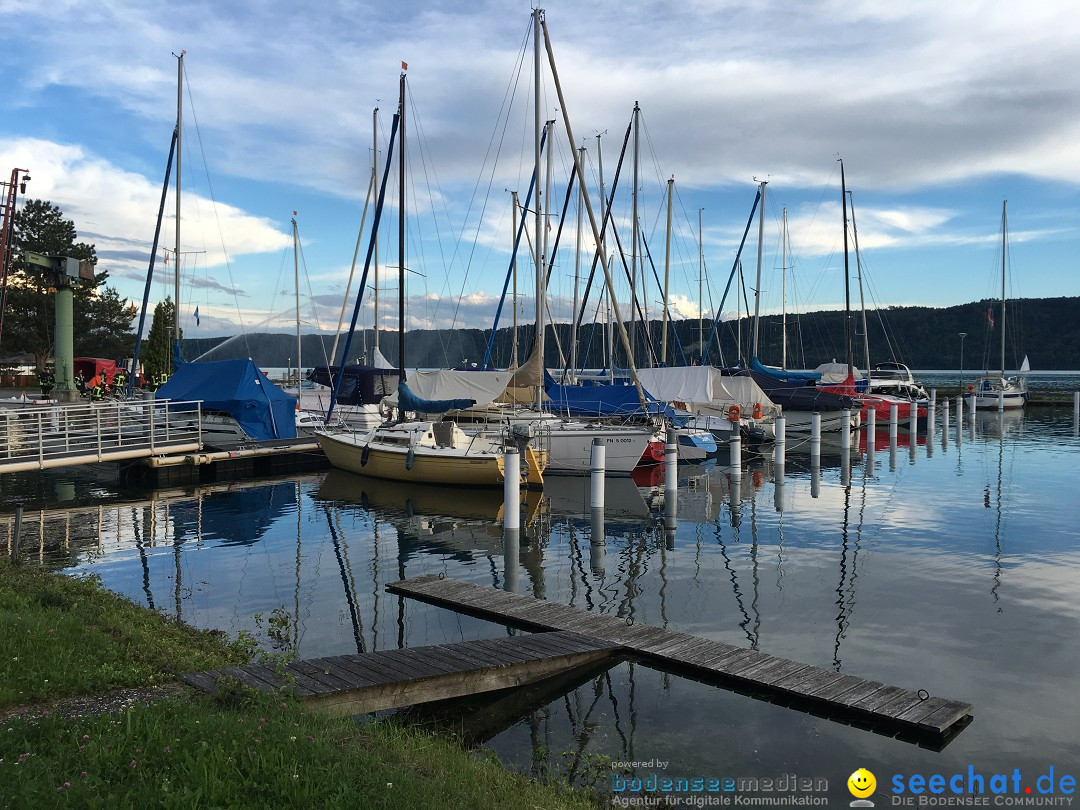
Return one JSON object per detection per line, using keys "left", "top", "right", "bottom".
{"left": 155, "top": 358, "right": 297, "bottom": 440}
{"left": 396, "top": 380, "right": 475, "bottom": 414}
{"left": 750, "top": 357, "right": 822, "bottom": 383}
{"left": 544, "top": 373, "right": 673, "bottom": 419}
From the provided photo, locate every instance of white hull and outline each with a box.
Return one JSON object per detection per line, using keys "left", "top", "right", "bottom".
{"left": 965, "top": 375, "right": 1027, "bottom": 411}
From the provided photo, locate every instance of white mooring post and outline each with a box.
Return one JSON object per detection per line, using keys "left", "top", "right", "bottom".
{"left": 503, "top": 448, "right": 520, "bottom": 532}
{"left": 590, "top": 437, "right": 606, "bottom": 511}
{"left": 889, "top": 403, "right": 899, "bottom": 444}
{"left": 840, "top": 409, "right": 851, "bottom": 452}
{"left": 810, "top": 412, "right": 821, "bottom": 462}
{"left": 956, "top": 395, "right": 964, "bottom": 442}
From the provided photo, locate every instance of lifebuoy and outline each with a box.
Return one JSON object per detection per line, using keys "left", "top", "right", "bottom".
{"left": 752, "top": 402, "right": 763, "bottom": 420}
{"left": 967, "top": 384, "right": 975, "bottom": 393}
{"left": 727, "top": 404, "right": 741, "bottom": 423}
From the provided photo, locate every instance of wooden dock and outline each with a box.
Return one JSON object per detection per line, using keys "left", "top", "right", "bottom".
{"left": 387, "top": 574, "right": 973, "bottom": 743}
{"left": 179, "top": 630, "right": 619, "bottom": 716}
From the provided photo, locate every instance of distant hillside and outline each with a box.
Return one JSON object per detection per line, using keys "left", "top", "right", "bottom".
{"left": 180, "top": 296, "right": 1080, "bottom": 371}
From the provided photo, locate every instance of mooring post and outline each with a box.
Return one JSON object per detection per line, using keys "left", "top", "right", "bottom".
{"left": 589, "top": 507, "right": 606, "bottom": 574}
{"left": 810, "top": 412, "right": 821, "bottom": 462}
{"left": 889, "top": 403, "right": 899, "bottom": 445}
{"left": 590, "top": 437, "right": 605, "bottom": 511}
{"left": 840, "top": 409, "right": 851, "bottom": 452}
{"left": 503, "top": 448, "right": 520, "bottom": 533}
{"left": 773, "top": 415, "right": 786, "bottom": 464}
{"left": 729, "top": 431, "right": 742, "bottom": 480}
{"left": 665, "top": 425, "right": 678, "bottom": 492}
{"left": 956, "top": 395, "right": 964, "bottom": 443}
{"left": 997, "top": 390, "right": 1004, "bottom": 412}
{"left": 930, "top": 388, "right": 937, "bottom": 405}
{"left": 11, "top": 503, "right": 23, "bottom": 564}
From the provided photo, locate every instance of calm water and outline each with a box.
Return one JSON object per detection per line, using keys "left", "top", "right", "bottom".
{"left": 4, "top": 397, "right": 1080, "bottom": 806}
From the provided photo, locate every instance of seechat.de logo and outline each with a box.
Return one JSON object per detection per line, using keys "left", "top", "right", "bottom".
{"left": 848, "top": 767, "right": 877, "bottom": 807}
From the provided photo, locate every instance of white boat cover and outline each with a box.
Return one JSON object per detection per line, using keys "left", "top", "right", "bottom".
{"left": 635, "top": 366, "right": 776, "bottom": 412}
{"left": 382, "top": 369, "right": 513, "bottom": 410}
{"left": 636, "top": 366, "right": 715, "bottom": 404}
{"left": 813, "top": 361, "right": 864, "bottom": 384}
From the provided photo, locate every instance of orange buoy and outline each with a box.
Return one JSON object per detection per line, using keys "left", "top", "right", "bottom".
{"left": 967, "top": 384, "right": 975, "bottom": 393}
{"left": 752, "top": 402, "right": 763, "bottom": 420}
{"left": 727, "top": 404, "right": 742, "bottom": 423}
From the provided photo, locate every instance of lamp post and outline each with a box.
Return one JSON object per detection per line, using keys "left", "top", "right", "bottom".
{"left": 959, "top": 332, "right": 967, "bottom": 390}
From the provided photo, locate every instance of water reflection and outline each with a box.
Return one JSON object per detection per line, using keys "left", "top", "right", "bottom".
{"left": 6, "top": 406, "right": 1080, "bottom": 802}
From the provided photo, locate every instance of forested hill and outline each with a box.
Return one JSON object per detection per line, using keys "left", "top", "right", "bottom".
{"left": 180, "top": 296, "right": 1080, "bottom": 371}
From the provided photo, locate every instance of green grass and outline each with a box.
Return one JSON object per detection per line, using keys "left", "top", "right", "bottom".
{"left": 0, "top": 690, "right": 597, "bottom": 809}
{"left": 0, "top": 562, "right": 251, "bottom": 707}
{"left": 0, "top": 561, "right": 600, "bottom": 809}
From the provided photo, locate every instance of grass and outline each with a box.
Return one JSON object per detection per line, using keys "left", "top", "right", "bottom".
{"left": 0, "top": 562, "right": 251, "bottom": 706}
{"left": 0, "top": 561, "right": 600, "bottom": 809}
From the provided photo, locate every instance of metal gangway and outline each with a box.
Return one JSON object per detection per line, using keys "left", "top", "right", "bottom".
{"left": 0, "top": 399, "right": 203, "bottom": 474}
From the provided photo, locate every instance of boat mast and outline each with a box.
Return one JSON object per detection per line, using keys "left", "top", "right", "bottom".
{"left": 533, "top": 8, "right": 544, "bottom": 411}
{"left": 292, "top": 214, "right": 301, "bottom": 384}
{"left": 849, "top": 191, "right": 870, "bottom": 376}
{"left": 1000, "top": 199, "right": 1007, "bottom": 376}
{"left": 629, "top": 101, "right": 640, "bottom": 365}
{"left": 373, "top": 107, "right": 380, "bottom": 359}
{"left": 698, "top": 208, "right": 704, "bottom": 363}
{"left": 781, "top": 207, "right": 788, "bottom": 370}
{"left": 173, "top": 50, "right": 184, "bottom": 373}
{"left": 751, "top": 179, "right": 766, "bottom": 359}
{"left": 398, "top": 68, "right": 406, "bottom": 382}
{"left": 661, "top": 175, "right": 673, "bottom": 365}
{"left": 511, "top": 190, "right": 519, "bottom": 368}
{"left": 570, "top": 146, "right": 584, "bottom": 382}
{"left": 840, "top": 160, "right": 853, "bottom": 381}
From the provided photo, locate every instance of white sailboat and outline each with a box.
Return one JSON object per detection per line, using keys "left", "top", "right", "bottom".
{"left": 315, "top": 69, "right": 543, "bottom": 489}
{"left": 966, "top": 200, "right": 1028, "bottom": 411}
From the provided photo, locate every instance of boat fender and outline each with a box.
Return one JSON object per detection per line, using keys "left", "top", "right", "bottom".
{"left": 967, "top": 384, "right": 975, "bottom": 393}
{"left": 752, "top": 402, "right": 763, "bottom": 420}
{"left": 361, "top": 445, "right": 370, "bottom": 467}
{"left": 727, "top": 404, "right": 741, "bottom": 423}
{"left": 406, "top": 447, "right": 415, "bottom": 470}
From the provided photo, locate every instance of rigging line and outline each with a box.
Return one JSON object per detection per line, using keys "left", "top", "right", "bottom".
{"left": 181, "top": 60, "right": 251, "bottom": 358}
{"left": 445, "top": 22, "right": 533, "bottom": 335}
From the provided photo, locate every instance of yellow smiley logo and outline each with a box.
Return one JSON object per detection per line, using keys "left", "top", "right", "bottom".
{"left": 848, "top": 768, "right": 877, "bottom": 798}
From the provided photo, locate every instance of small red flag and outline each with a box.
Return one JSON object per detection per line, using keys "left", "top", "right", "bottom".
{"left": 401, "top": 60, "right": 408, "bottom": 71}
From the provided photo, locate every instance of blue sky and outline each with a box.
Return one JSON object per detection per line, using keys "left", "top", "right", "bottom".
{"left": 2, "top": 0, "right": 1078, "bottom": 345}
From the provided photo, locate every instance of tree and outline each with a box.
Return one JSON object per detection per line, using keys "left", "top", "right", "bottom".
{"left": 141, "top": 297, "right": 181, "bottom": 381}
{"left": 0, "top": 199, "right": 134, "bottom": 368}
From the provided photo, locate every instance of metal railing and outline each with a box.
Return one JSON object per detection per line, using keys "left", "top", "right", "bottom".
{"left": 0, "top": 399, "right": 203, "bottom": 473}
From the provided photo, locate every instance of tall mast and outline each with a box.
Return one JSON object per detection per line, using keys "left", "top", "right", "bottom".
{"left": 840, "top": 160, "right": 853, "bottom": 381}
{"left": 629, "top": 101, "right": 640, "bottom": 364}
{"left": 398, "top": 69, "right": 406, "bottom": 381}
{"left": 1000, "top": 199, "right": 1007, "bottom": 376}
{"left": 173, "top": 50, "right": 184, "bottom": 371}
{"left": 292, "top": 214, "right": 301, "bottom": 384}
{"left": 849, "top": 191, "right": 870, "bottom": 376}
{"left": 511, "top": 190, "right": 519, "bottom": 367}
{"left": 372, "top": 106, "right": 380, "bottom": 357}
{"left": 750, "top": 179, "right": 767, "bottom": 359}
{"left": 781, "top": 207, "right": 788, "bottom": 370}
{"left": 698, "top": 208, "right": 704, "bottom": 363}
{"left": 661, "top": 175, "right": 673, "bottom": 365}
{"left": 570, "top": 146, "right": 584, "bottom": 382}
{"left": 533, "top": 8, "right": 544, "bottom": 411}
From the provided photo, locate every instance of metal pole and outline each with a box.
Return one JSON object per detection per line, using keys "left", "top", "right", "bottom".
{"left": 10, "top": 503, "right": 22, "bottom": 563}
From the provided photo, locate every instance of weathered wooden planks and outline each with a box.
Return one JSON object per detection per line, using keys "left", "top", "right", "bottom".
{"left": 179, "top": 629, "right": 621, "bottom": 716}
{"left": 387, "top": 574, "right": 973, "bottom": 741}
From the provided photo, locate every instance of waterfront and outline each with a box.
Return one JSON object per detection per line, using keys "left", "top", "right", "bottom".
{"left": 3, "top": 400, "right": 1079, "bottom": 805}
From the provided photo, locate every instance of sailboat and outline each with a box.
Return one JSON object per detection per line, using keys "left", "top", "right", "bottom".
{"left": 315, "top": 68, "right": 544, "bottom": 489}
{"left": 966, "top": 201, "right": 1028, "bottom": 410}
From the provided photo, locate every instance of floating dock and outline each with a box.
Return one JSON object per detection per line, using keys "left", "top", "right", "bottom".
{"left": 180, "top": 630, "right": 619, "bottom": 716}
{"left": 387, "top": 574, "right": 973, "bottom": 744}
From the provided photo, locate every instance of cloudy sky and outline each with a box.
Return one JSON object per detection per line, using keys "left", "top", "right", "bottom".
{"left": 2, "top": 0, "right": 1078, "bottom": 352}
